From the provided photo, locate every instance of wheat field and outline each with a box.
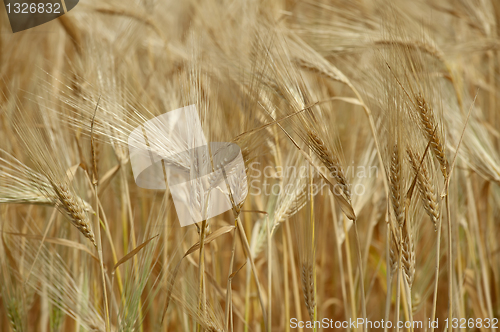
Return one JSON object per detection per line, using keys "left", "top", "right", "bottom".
{"left": 0, "top": 0, "right": 499, "bottom": 331}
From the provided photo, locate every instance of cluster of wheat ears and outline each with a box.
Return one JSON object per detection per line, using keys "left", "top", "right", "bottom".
{"left": 1, "top": 0, "right": 500, "bottom": 331}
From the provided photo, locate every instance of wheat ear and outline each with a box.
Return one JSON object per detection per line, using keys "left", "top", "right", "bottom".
{"left": 407, "top": 149, "right": 439, "bottom": 230}
{"left": 401, "top": 223, "right": 415, "bottom": 289}
{"left": 390, "top": 144, "right": 404, "bottom": 227}
{"left": 389, "top": 225, "right": 415, "bottom": 289}
{"left": 415, "top": 94, "right": 448, "bottom": 178}
{"left": 307, "top": 130, "right": 351, "bottom": 201}
{"left": 51, "top": 181, "right": 96, "bottom": 247}
{"left": 301, "top": 263, "right": 316, "bottom": 320}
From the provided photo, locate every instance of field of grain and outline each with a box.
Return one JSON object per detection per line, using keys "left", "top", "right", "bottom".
{"left": 0, "top": 1, "right": 499, "bottom": 331}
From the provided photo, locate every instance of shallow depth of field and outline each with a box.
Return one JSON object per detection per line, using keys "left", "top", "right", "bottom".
{"left": 0, "top": 0, "right": 499, "bottom": 331}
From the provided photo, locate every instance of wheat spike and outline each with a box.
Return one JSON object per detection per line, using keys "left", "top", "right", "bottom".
{"left": 389, "top": 225, "right": 415, "bottom": 288}
{"left": 415, "top": 94, "right": 448, "bottom": 178}
{"left": 401, "top": 224, "right": 415, "bottom": 288}
{"left": 301, "top": 263, "right": 316, "bottom": 320}
{"left": 390, "top": 144, "right": 404, "bottom": 227}
{"left": 407, "top": 149, "right": 440, "bottom": 230}
{"left": 307, "top": 130, "right": 351, "bottom": 201}
{"left": 51, "top": 182, "right": 96, "bottom": 247}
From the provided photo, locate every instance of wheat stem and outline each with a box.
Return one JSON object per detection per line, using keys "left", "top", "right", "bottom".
{"left": 197, "top": 219, "right": 207, "bottom": 332}
{"left": 354, "top": 224, "right": 367, "bottom": 332}
{"left": 94, "top": 182, "right": 110, "bottom": 332}
{"left": 224, "top": 224, "right": 237, "bottom": 332}
{"left": 237, "top": 217, "right": 269, "bottom": 331}
{"left": 343, "top": 215, "right": 357, "bottom": 330}
{"left": 395, "top": 228, "right": 403, "bottom": 332}
{"left": 285, "top": 221, "right": 303, "bottom": 332}
{"left": 329, "top": 195, "right": 349, "bottom": 324}
{"left": 384, "top": 209, "right": 392, "bottom": 332}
